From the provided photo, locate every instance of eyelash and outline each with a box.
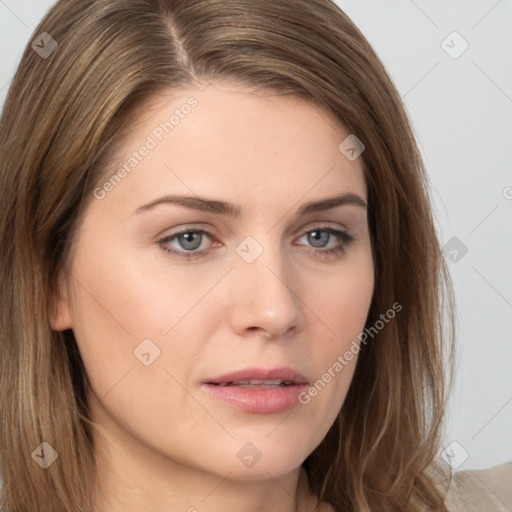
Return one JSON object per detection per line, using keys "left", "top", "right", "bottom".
{"left": 158, "top": 226, "right": 355, "bottom": 261}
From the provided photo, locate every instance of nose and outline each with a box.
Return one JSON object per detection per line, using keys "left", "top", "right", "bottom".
{"left": 228, "top": 240, "right": 307, "bottom": 340}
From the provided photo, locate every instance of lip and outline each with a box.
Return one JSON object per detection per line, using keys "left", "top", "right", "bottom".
{"left": 201, "top": 367, "right": 309, "bottom": 414}
{"left": 201, "top": 383, "right": 309, "bottom": 414}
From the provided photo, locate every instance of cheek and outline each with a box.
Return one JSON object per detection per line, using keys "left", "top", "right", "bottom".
{"left": 65, "top": 247, "right": 162, "bottom": 395}
{"left": 67, "top": 251, "right": 213, "bottom": 450}
{"left": 69, "top": 238, "right": 208, "bottom": 342}
{"left": 66, "top": 237, "right": 228, "bottom": 404}
{"left": 309, "top": 252, "right": 374, "bottom": 349}
{"left": 295, "top": 255, "right": 374, "bottom": 417}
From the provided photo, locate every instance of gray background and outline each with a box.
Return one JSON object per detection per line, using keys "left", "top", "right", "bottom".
{"left": 1, "top": 0, "right": 511, "bottom": 471}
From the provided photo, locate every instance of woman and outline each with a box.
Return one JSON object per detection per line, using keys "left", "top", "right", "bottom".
{"left": 0, "top": 1, "right": 509, "bottom": 511}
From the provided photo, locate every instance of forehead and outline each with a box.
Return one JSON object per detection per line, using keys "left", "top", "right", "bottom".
{"left": 98, "top": 82, "right": 367, "bottom": 213}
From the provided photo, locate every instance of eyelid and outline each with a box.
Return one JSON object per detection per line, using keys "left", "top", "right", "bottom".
{"left": 298, "top": 220, "right": 350, "bottom": 233}
{"left": 157, "top": 223, "right": 217, "bottom": 240}
{"left": 157, "top": 221, "right": 348, "bottom": 244}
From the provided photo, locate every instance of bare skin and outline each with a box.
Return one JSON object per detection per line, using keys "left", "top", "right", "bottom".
{"left": 51, "top": 81, "right": 374, "bottom": 512}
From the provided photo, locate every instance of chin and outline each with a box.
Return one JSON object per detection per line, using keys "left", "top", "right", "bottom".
{"left": 215, "top": 437, "right": 312, "bottom": 481}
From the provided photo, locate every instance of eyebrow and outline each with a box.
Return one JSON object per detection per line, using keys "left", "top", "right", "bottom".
{"left": 133, "top": 192, "right": 367, "bottom": 217}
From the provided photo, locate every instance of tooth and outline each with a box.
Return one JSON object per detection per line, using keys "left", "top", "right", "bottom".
{"left": 213, "top": 379, "right": 294, "bottom": 387}
{"left": 233, "top": 379, "right": 283, "bottom": 385}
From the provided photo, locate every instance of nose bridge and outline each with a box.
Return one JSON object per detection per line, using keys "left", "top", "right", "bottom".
{"left": 229, "top": 233, "right": 306, "bottom": 337}
{"left": 235, "top": 233, "right": 290, "bottom": 290}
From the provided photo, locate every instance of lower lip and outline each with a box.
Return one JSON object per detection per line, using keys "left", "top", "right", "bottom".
{"left": 201, "top": 383, "right": 308, "bottom": 413}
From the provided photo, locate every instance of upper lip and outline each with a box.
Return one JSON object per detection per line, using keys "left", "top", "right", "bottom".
{"left": 204, "top": 367, "right": 309, "bottom": 385}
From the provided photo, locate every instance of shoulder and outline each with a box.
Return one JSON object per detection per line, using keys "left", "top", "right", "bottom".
{"left": 443, "top": 461, "right": 512, "bottom": 512}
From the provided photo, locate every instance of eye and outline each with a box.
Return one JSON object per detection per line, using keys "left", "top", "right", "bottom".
{"left": 157, "top": 225, "right": 355, "bottom": 261}
{"left": 295, "top": 227, "right": 355, "bottom": 259}
{"left": 158, "top": 227, "right": 217, "bottom": 260}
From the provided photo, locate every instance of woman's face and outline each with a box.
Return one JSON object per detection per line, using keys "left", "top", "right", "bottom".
{"left": 52, "top": 81, "right": 374, "bottom": 482}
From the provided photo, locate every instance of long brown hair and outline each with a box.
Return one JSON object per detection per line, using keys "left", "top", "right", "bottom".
{"left": 0, "top": 1, "right": 455, "bottom": 510}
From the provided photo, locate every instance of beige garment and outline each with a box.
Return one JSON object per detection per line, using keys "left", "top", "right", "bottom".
{"left": 444, "top": 461, "right": 512, "bottom": 512}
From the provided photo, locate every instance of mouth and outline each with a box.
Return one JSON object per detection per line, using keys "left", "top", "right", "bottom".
{"left": 201, "top": 367, "right": 309, "bottom": 413}
{"left": 203, "top": 366, "right": 308, "bottom": 387}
